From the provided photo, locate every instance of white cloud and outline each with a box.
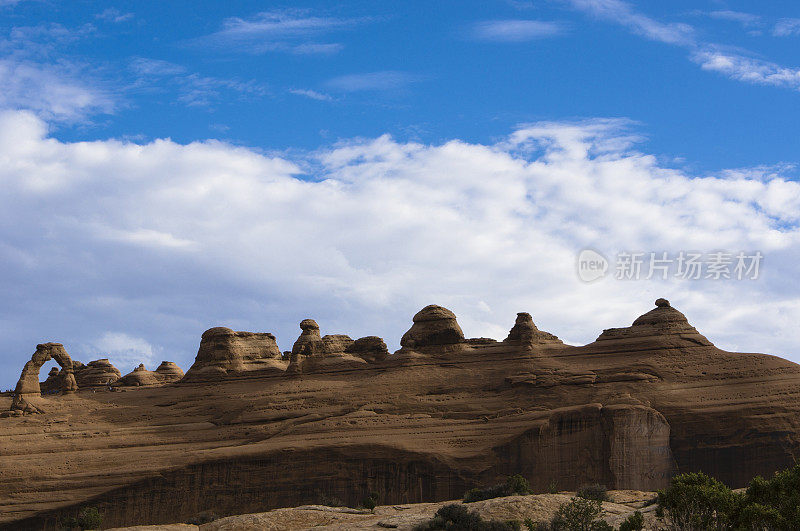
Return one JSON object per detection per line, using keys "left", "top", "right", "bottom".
{"left": 567, "top": 0, "right": 800, "bottom": 93}
{"left": 691, "top": 50, "right": 800, "bottom": 91}
{"left": 326, "top": 71, "right": 417, "bottom": 92}
{"left": 289, "top": 88, "right": 333, "bottom": 101}
{"left": 95, "top": 8, "right": 134, "bottom": 23}
{"left": 1, "top": 111, "right": 800, "bottom": 389}
{"left": 195, "top": 10, "right": 364, "bottom": 55}
{"left": 87, "top": 332, "right": 156, "bottom": 372}
{"left": 472, "top": 20, "right": 565, "bottom": 42}
{"left": 568, "top": 0, "right": 695, "bottom": 45}
{"left": 0, "top": 59, "right": 114, "bottom": 121}
{"left": 709, "top": 11, "right": 761, "bottom": 28}
{"left": 774, "top": 18, "right": 800, "bottom": 37}
{"left": 129, "top": 57, "right": 269, "bottom": 107}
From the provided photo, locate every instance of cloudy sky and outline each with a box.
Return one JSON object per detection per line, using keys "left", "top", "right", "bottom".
{"left": 1, "top": 0, "right": 800, "bottom": 389}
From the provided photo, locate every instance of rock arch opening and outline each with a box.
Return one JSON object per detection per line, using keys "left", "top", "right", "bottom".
{"left": 11, "top": 343, "right": 78, "bottom": 412}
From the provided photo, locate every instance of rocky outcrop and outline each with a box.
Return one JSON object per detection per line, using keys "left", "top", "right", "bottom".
{"left": 346, "top": 336, "right": 389, "bottom": 363}
{"left": 120, "top": 362, "right": 185, "bottom": 387}
{"left": 183, "top": 327, "right": 286, "bottom": 381}
{"left": 595, "top": 298, "right": 712, "bottom": 345}
{"left": 399, "top": 305, "right": 465, "bottom": 349}
{"left": 504, "top": 312, "right": 562, "bottom": 345}
{"left": 155, "top": 361, "right": 184, "bottom": 383}
{"left": 14, "top": 343, "right": 77, "bottom": 397}
{"left": 119, "top": 364, "right": 162, "bottom": 387}
{"left": 288, "top": 322, "right": 370, "bottom": 373}
{"left": 4, "top": 298, "right": 800, "bottom": 529}
{"left": 74, "top": 359, "right": 121, "bottom": 388}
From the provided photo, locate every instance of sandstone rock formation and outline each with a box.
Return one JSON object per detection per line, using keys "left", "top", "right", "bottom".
{"left": 120, "top": 362, "right": 185, "bottom": 387}
{"left": 182, "top": 327, "right": 286, "bottom": 381}
{"left": 120, "top": 364, "right": 162, "bottom": 387}
{"left": 155, "top": 361, "right": 184, "bottom": 382}
{"left": 74, "top": 358, "right": 122, "bottom": 388}
{"left": 400, "top": 305, "right": 465, "bottom": 349}
{"left": 504, "top": 312, "right": 563, "bottom": 345}
{"left": 3, "top": 298, "right": 800, "bottom": 530}
{"left": 287, "top": 321, "right": 372, "bottom": 373}
{"left": 11, "top": 343, "right": 78, "bottom": 413}
{"left": 346, "top": 336, "right": 389, "bottom": 363}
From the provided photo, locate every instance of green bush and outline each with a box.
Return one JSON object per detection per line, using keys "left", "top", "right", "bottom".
{"left": 618, "top": 510, "right": 644, "bottom": 531}
{"left": 414, "top": 503, "right": 519, "bottom": 530}
{"left": 64, "top": 507, "right": 102, "bottom": 530}
{"left": 657, "top": 472, "right": 740, "bottom": 530}
{"left": 363, "top": 491, "right": 380, "bottom": 511}
{"left": 550, "top": 497, "right": 612, "bottom": 531}
{"left": 464, "top": 474, "right": 533, "bottom": 502}
{"left": 738, "top": 463, "right": 800, "bottom": 529}
{"left": 576, "top": 484, "right": 608, "bottom": 502}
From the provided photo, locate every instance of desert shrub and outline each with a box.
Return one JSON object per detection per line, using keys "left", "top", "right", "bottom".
{"left": 523, "top": 518, "right": 550, "bottom": 531}
{"left": 464, "top": 474, "right": 533, "bottom": 502}
{"left": 738, "top": 463, "right": 800, "bottom": 529}
{"left": 657, "top": 472, "right": 740, "bottom": 530}
{"left": 362, "top": 491, "right": 380, "bottom": 511}
{"left": 414, "top": 503, "right": 519, "bottom": 530}
{"left": 61, "top": 507, "right": 103, "bottom": 530}
{"left": 548, "top": 481, "right": 559, "bottom": 494}
{"left": 550, "top": 497, "right": 612, "bottom": 531}
{"left": 576, "top": 484, "right": 608, "bottom": 502}
{"left": 619, "top": 510, "right": 644, "bottom": 531}
{"left": 186, "top": 510, "right": 219, "bottom": 525}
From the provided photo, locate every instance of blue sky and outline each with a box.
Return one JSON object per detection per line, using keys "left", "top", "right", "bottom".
{"left": 2, "top": 0, "right": 800, "bottom": 389}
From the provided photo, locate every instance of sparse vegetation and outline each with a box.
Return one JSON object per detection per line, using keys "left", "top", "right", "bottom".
{"left": 185, "top": 510, "right": 219, "bottom": 525}
{"left": 548, "top": 481, "right": 559, "bottom": 494}
{"left": 60, "top": 506, "right": 103, "bottom": 530}
{"left": 464, "top": 474, "right": 533, "bottom": 502}
{"left": 362, "top": 491, "right": 380, "bottom": 511}
{"left": 576, "top": 484, "right": 608, "bottom": 502}
{"left": 618, "top": 510, "right": 644, "bottom": 531}
{"left": 549, "top": 497, "right": 612, "bottom": 531}
{"left": 414, "top": 504, "right": 520, "bottom": 530}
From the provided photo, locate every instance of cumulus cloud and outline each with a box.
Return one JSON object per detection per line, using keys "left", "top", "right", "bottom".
{"left": 87, "top": 332, "right": 157, "bottom": 372}
{"left": 0, "top": 59, "right": 114, "bottom": 121}
{"left": 1, "top": 111, "right": 799, "bottom": 389}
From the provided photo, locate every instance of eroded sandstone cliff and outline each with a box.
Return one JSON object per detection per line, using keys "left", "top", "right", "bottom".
{"left": 1, "top": 299, "right": 799, "bottom": 530}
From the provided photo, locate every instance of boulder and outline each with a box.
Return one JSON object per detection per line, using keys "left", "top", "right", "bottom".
{"left": 183, "top": 327, "right": 286, "bottom": 381}
{"left": 346, "top": 336, "right": 389, "bottom": 363}
{"left": 400, "top": 305, "right": 464, "bottom": 349}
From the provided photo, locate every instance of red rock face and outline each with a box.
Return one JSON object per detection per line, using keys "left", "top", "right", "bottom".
{"left": 2, "top": 299, "right": 800, "bottom": 529}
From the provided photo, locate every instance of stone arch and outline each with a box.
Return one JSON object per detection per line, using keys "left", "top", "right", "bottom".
{"left": 11, "top": 343, "right": 78, "bottom": 411}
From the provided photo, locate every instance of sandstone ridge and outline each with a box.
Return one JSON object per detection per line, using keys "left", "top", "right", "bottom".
{"left": 2, "top": 298, "right": 800, "bottom": 530}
